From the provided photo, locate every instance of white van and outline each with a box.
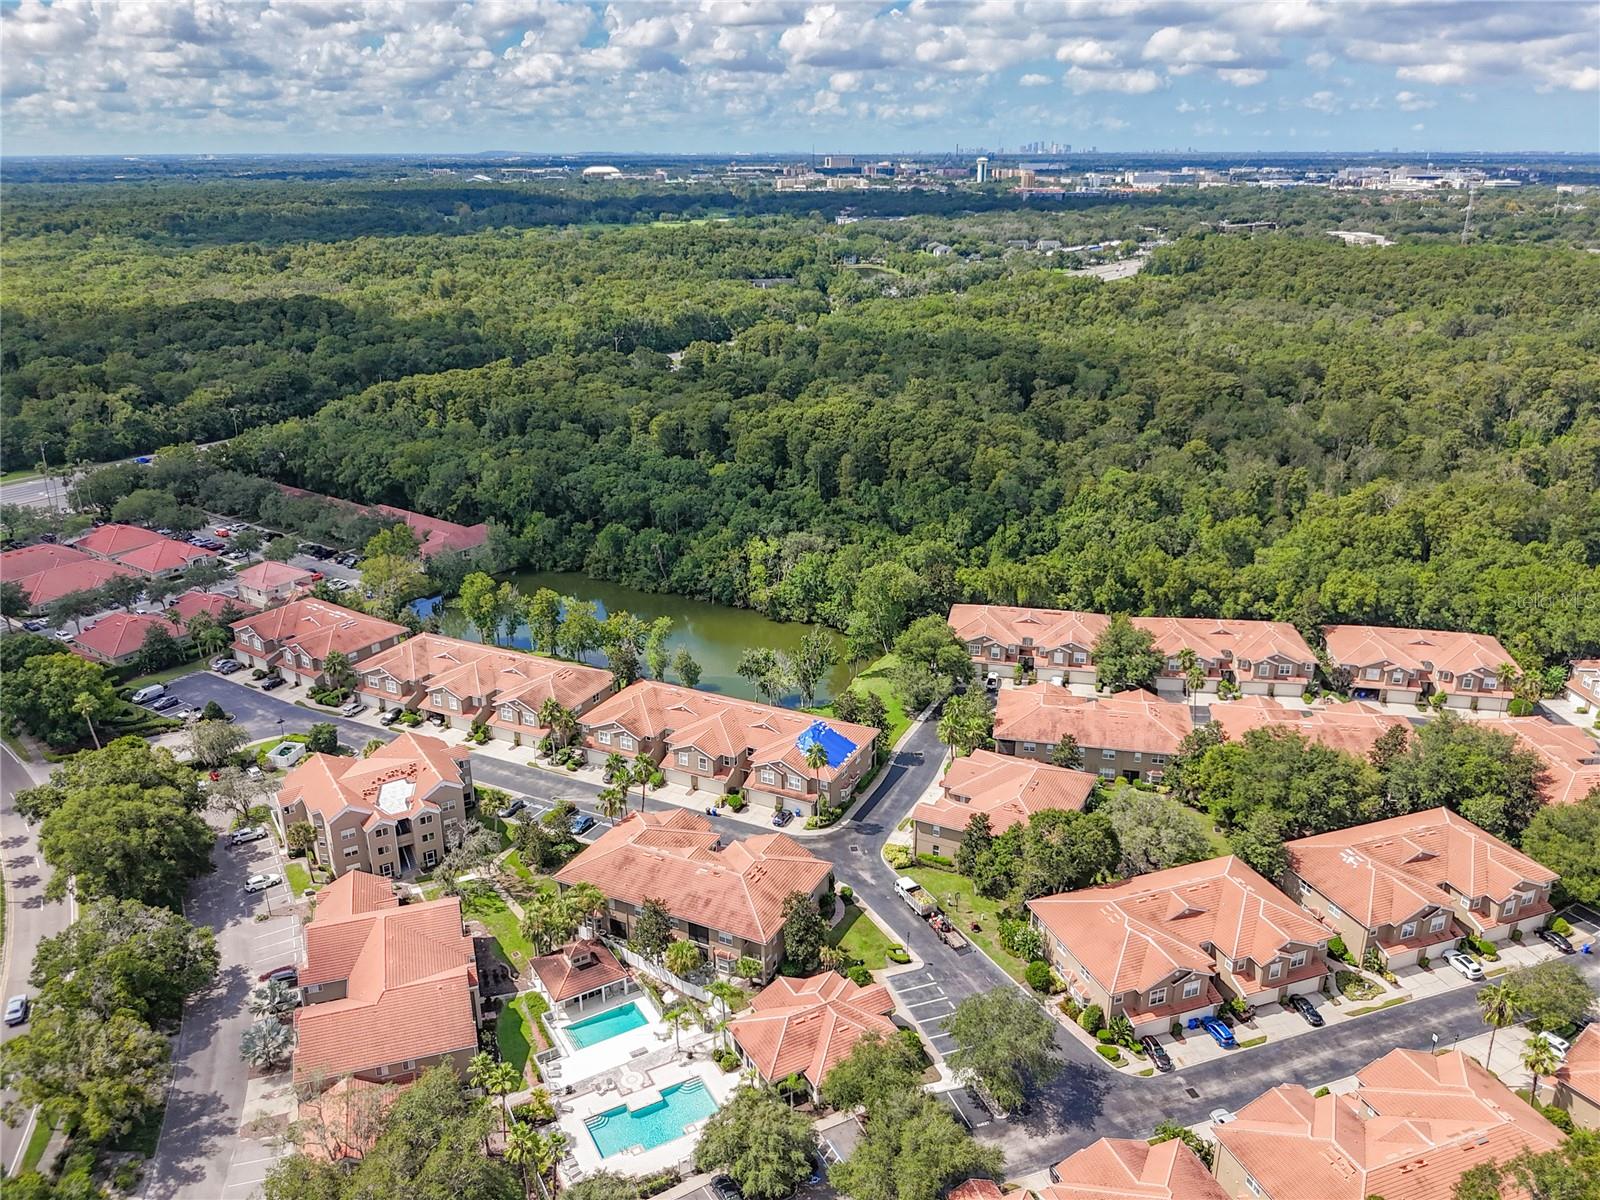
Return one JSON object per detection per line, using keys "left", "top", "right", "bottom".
{"left": 131, "top": 684, "right": 167, "bottom": 705}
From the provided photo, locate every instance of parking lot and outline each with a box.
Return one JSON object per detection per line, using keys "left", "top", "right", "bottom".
{"left": 886, "top": 967, "right": 960, "bottom": 1060}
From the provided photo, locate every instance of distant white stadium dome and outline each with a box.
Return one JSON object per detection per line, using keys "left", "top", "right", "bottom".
{"left": 581, "top": 165, "right": 622, "bottom": 178}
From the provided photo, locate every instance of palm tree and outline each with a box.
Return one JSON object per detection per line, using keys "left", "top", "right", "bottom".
{"left": 603, "top": 751, "right": 630, "bottom": 783}
{"left": 706, "top": 980, "right": 743, "bottom": 1048}
{"left": 1177, "top": 647, "right": 1205, "bottom": 698}
{"left": 520, "top": 891, "right": 578, "bottom": 956}
{"left": 537, "top": 698, "right": 577, "bottom": 750}
{"left": 564, "top": 881, "right": 608, "bottom": 936}
{"left": 1477, "top": 979, "right": 1523, "bottom": 1069}
{"left": 193, "top": 619, "right": 230, "bottom": 658}
{"left": 1522, "top": 1036, "right": 1560, "bottom": 1100}
{"left": 504, "top": 1120, "right": 540, "bottom": 1197}
{"left": 470, "top": 1051, "right": 524, "bottom": 1136}
{"left": 240, "top": 1019, "right": 295, "bottom": 1069}
{"left": 631, "top": 753, "right": 654, "bottom": 813}
{"left": 663, "top": 999, "right": 703, "bottom": 1054}
{"left": 818, "top": 944, "right": 846, "bottom": 974}
{"left": 597, "top": 784, "right": 628, "bottom": 825}
{"left": 803, "top": 739, "right": 828, "bottom": 774}
{"left": 73, "top": 692, "right": 102, "bottom": 750}
{"left": 248, "top": 979, "right": 298, "bottom": 1018}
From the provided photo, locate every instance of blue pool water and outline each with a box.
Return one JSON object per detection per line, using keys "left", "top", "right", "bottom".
{"left": 566, "top": 1001, "right": 648, "bottom": 1049}
{"left": 586, "top": 1079, "right": 719, "bottom": 1157}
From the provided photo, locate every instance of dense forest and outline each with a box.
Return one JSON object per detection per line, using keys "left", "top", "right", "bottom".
{"left": 4, "top": 179, "right": 1598, "bottom": 661}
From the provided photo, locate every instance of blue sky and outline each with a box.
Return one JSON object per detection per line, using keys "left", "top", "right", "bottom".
{"left": 2, "top": 1, "right": 1596, "bottom": 155}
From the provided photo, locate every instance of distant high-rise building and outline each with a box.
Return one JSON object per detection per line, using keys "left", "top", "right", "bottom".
{"left": 823, "top": 155, "right": 855, "bottom": 169}
{"left": 975, "top": 156, "right": 990, "bottom": 183}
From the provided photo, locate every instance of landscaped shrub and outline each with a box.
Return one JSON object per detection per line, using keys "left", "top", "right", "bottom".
{"left": 846, "top": 964, "right": 872, "bottom": 987}
{"left": 1078, "top": 1004, "right": 1104, "bottom": 1034}
{"left": 1024, "top": 960, "right": 1052, "bottom": 993}
{"left": 1508, "top": 698, "right": 1536, "bottom": 717}
{"left": 1108, "top": 1014, "right": 1137, "bottom": 1049}
{"left": 1418, "top": 954, "right": 1430, "bottom": 969}
{"left": 838, "top": 885, "right": 853, "bottom": 903}
{"left": 1313, "top": 1086, "right": 1331, "bottom": 1098}
{"left": 1095, "top": 1029, "right": 1117, "bottom": 1044}
{"left": 1511, "top": 929, "right": 1524, "bottom": 943}
{"left": 884, "top": 845, "right": 913, "bottom": 869}
{"left": 716, "top": 1049, "right": 740, "bottom": 1072}
{"left": 916, "top": 853, "right": 954, "bottom": 869}
{"left": 1327, "top": 935, "right": 1353, "bottom": 965}
{"left": 1095, "top": 1044, "right": 1122, "bottom": 1062}
{"left": 886, "top": 946, "right": 910, "bottom": 964}
{"left": 819, "top": 891, "right": 837, "bottom": 920}
{"left": 1058, "top": 997, "right": 1082, "bottom": 1021}
{"left": 1551, "top": 917, "right": 1573, "bottom": 936}
{"left": 726, "top": 794, "right": 747, "bottom": 813}
{"left": 999, "top": 919, "right": 1043, "bottom": 961}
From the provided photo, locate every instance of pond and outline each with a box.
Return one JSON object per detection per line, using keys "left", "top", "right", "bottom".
{"left": 430, "top": 571, "right": 853, "bottom": 707}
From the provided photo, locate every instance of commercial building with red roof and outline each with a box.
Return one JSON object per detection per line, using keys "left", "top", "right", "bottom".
{"left": 1324, "top": 624, "right": 1515, "bottom": 712}
{"left": 294, "top": 869, "right": 480, "bottom": 1084}
{"left": 1505, "top": 716, "right": 1600, "bottom": 806}
{"left": 358, "top": 633, "right": 613, "bottom": 747}
{"left": 1554, "top": 1024, "right": 1600, "bottom": 1131}
{"left": 72, "top": 523, "right": 217, "bottom": 577}
{"left": 911, "top": 749, "right": 1097, "bottom": 858}
{"left": 234, "top": 560, "right": 317, "bottom": 609}
{"left": 553, "top": 809, "right": 833, "bottom": 980}
{"left": 1028, "top": 856, "right": 1331, "bottom": 1035}
{"left": 1, "top": 543, "right": 139, "bottom": 608}
{"left": 994, "top": 685, "right": 1192, "bottom": 784}
{"left": 232, "top": 599, "right": 408, "bottom": 688}
{"left": 274, "top": 732, "right": 472, "bottom": 879}
{"left": 728, "top": 972, "right": 896, "bottom": 1099}
{"left": 1211, "top": 1048, "right": 1566, "bottom": 1200}
{"left": 529, "top": 939, "right": 632, "bottom": 1014}
{"left": 1042, "top": 1138, "right": 1226, "bottom": 1200}
{"left": 1284, "top": 808, "right": 1559, "bottom": 966}
{"left": 578, "top": 680, "right": 878, "bottom": 818}
{"left": 72, "top": 611, "right": 171, "bottom": 667}
{"left": 1209, "top": 696, "right": 1411, "bottom": 760}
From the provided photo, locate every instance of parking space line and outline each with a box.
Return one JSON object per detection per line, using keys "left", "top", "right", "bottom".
{"left": 895, "top": 980, "right": 941, "bottom": 994}
{"left": 908, "top": 997, "right": 950, "bottom": 1010}
{"left": 230, "top": 1151, "right": 286, "bottom": 1168}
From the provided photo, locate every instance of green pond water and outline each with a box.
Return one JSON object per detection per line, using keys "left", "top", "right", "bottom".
{"left": 433, "top": 571, "right": 852, "bottom": 707}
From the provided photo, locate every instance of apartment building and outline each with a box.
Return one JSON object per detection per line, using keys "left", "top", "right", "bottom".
{"left": 235, "top": 560, "right": 318, "bottom": 608}
{"left": 1028, "top": 857, "right": 1331, "bottom": 1036}
{"left": 910, "top": 749, "right": 1096, "bottom": 858}
{"left": 1324, "top": 624, "right": 1515, "bottom": 711}
{"left": 1565, "top": 659, "right": 1600, "bottom": 708}
{"left": 577, "top": 681, "right": 878, "bottom": 817}
{"left": 993, "top": 685, "right": 1192, "bottom": 782}
{"left": 1554, "top": 1024, "right": 1600, "bottom": 1131}
{"left": 275, "top": 733, "right": 472, "bottom": 879}
{"left": 358, "top": 633, "right": 613, "bottom": 746}
{"left": 1208, "top": 696, "right": 1410, "bottom": 759}
{"left": 73, "top": 523, "right": 216, "bottom": 577}
{"left": 1505, "top": 716, "right": 1600, "bottom": 805}
{"left": 552, "top": 809, "right": 833, "bottom": 980}
{"left": 1041, "top": 1139, "right": 1226, "bottom": 1200}
{"left": 294, "top": 870, "right": 481, "bottom": 1084}
{"left": 1212, "top": 1048, "right": 1566, "bottom": 1199}
{"left": 72, "top": 611, "right": 173, "bottom": 668}
{"left": 1, "top": 543, "right": 140, "bottom": 608}
{"left": 949, "top": 603, "right": 1106, "bottom": 686}
{"left": 728, "top": 973, "right": 896, "bottom": 1100}
{"left": 231, "top": 599, "right": 409, "bottom": 687}
{"left": 1284, "top": 808, "right": 1557, "bottom": 963}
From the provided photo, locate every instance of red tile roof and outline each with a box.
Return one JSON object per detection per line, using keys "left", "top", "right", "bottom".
{"left": 530, "top": 939, "right": 629, "bottom": 1004}
{"left": 295, "top": 870, "right": 477, "bottom": 1081}
{"left": 113, "top": 538, "right": 215, "bottom": 575}
{"left": 1213, "top": 1049, "right": 1565, "bottom": 1200}
{"left": 232, "top": 599, "right": 407, "bottom": 665}
{"left": 1, "top": 544, "right": 140, "bottom": 606}
{"left": 1505, "top": 717, "right": 1600, "bottom": 806}
{"left": 914, "top": 749, "right": 1096, "bottom": 837}
{"left": 235, "top": 561, "right": 318, "bottom": 590}
{"left": 360, "top": 634, "right": 611, "bottom": 716}
{"left": 946, "top": 1183, "right": 1004, "bottom": 1200}
{"left": 995, "top": 685, "right": 1192, "bottom": 755}
{"left": 1325, "top": 625, "right": 1514, "bottom": 690}
{"left": 167, "top": 589, "right": 252, "bottom": 623}
{"left": 553, "top": 810, "right": 831, "bottom": 944}
{"left": 74, "top": 611, "right": 167, "bottom": 661}
{"left": 730, "top": 973, "right": 895, "bottom": 1090}
{"left": 1028, "top": 857, "right": 1330, "bottom": 996}
{"left": 1042, "top": 1138, "right": 1226, "bottom": 1200}
{"left": 1284, "top": 809, "right": 1556, "bottom": 931}
{"left": 275, "top": 485, "right": 488, "bottom": 559}
{"left": 1556, "top": 1024, "right": 1600, "bottom": 1110}
{"left": 1131, "top": 616, "right": 1315, "bottom": 669}
{"left": 1210, "top": 697, "right": 1411, "bottom": 759}
{"left": 73, "top": 523, "right": 163, "bottom": 558}
{"left": 949, "top": 603, "right": 1107, "bottom": 653}
{"left": 278, "top": 732, "right": 469, "bottom": 829}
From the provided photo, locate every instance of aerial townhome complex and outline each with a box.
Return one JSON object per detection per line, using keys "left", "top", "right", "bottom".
{"left": 231, "top": 598, "right": 409, "bottom": 687}
{"left": 1323, "top": 624, "right": 1516, "bottom": 711}
{"left": 993, "top": 685, "right": 1192, "bottom": 782}
{"left": 910, "top": 748, "right": 1096, "bottom": 858}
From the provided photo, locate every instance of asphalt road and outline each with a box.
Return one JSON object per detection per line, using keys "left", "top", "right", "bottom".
{"left": 0, "top": 744, "right": 74, "bottom": 1178}
{"left": 0, "top": 474, "right": 70, "bottom": 512}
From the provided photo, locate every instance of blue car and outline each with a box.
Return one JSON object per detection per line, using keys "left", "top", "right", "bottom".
{"left": 1200, "top": 1015, "right": 1237, "bottom": 1049}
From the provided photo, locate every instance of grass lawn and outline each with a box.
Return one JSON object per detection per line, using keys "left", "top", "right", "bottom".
{"left": 473, "top": 803, "right": 515, "bottom": 851}
{"left": 118, "top": 659, "right": 206, "bottom": 693}
{"left": 501, "top": 849, "right": 536, "bottom": 883}
{"left": 462, "top": 883, "right": 534, "bottom": 971}
{"left": 497, "top": 997, "right": 533, "bottom": 1076}
{"left": 828, "top": 901, "right": 896, "bottom": 970}
{"left": 0, "top": 731, "right": 31, "bottom": 763}
{"left": 903, "top": 865, "right": 1027, "bottom": 983}
{"left": 19, "top": 1114, "right": 52, "bottom": 1173}
{"left": 285, "top": 861, "right": 314, "bottom": 894}
{"left": 0, "top": 467, "right": 42, "bottom": 484}
{"left": 838, "top": 653, "right": 911, "bottom": 747}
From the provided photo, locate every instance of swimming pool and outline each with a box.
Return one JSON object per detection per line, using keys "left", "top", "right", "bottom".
{"left": 586, "top": 1079, "right": 719, "bottom": 1157}
{"left": 566, "top": 1000, "right": 649, "bottom": 1049}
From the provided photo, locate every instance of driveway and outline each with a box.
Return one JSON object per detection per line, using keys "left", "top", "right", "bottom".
{"left": 158, "top": 671, "right": 379, "bottom": 749}
{"left": 141, "top": 831, "right": 300, "bottom": 1200}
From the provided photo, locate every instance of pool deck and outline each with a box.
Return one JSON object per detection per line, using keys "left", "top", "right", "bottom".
{"left": 558, "top": 1059, "right": 740, "bottom": 1185}
{"left": 546, "top": 991, "right": 669, "bottom": 1083}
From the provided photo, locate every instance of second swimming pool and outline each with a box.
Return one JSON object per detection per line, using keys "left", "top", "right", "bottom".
{"left": 565, "top": 1000, "right": 649, "bottom": 1049}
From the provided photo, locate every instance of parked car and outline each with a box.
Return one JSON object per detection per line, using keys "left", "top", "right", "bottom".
{"left": 985, "top": 672, "right": 999, "bottom": 691}
{"left": 149, "top": 696, "right": 183, "bottom": 712}
{"left": 1442, "top": 949, "right": 1484, "bottom": 980}
{"left": 426, "top": 712, "right": 447, "bottom": 726}
{"left": 771, "top": 808, "right": 795, "bottom": 827}
{"left": 1538, "top": 1031, "right": 1571, "bottom": 1059}
{"left": 260, "top": 676, "right": 287, "bottom": 691}
{"left": 21, "top": 619, "right": 46, "bottom": 632}
{"left": 308, "top": 571, "right": 324, "bottom": 582}
{"left": 218, "top": 660, "right": 244, "bottom": 675}
{"left": 1537, "top": 928, "right": 1576, "bottom": 955}
{"left": 570, "top": 814, "right": 597, "bottom": 837}
{"left": 1209, "top": 1108, "right": 1237, "bottom": 1126}
{"left": 498, "top": 798, "right": 526, "bottom": 819}
{"left": 53, "top": 629, "right": 75, "bottom": 643}
{"left": 131, "top": 684, "right": 167, "bottom": 704}
{"left": 4, "top": 995, "right": 29, "bottom": 1027}
{"left": 339, "top": 700, "right": 366, "bottom": 718}
{"left": 378, "top": 708, "right": 402, "bottom": 726}
{"left": 229, "top": 826, "right": 268, "bottom": 846}
{"left": 243, "top": 872, "right": 282, "bottom": 894}
{"left": 328, "top": 579, "right": 352, "bottom": 592}
{"left": 210, "top": 657, "right": 239, "bottom": 671}
{"left": 1140, "top": 1035, "right": 1174, "bottom": 1072}
{"left": 258, "top": 965, "right": 298, "bottom": 985}
{"left": 710, "top": 1178, "right": 743, "bottom": 1200}
{"left": 1288, "top": 994, "right": 1325, "bottom": 1027}
{"left": 214, "top": 527, "right": 232, "bottom": 537}
{"left": 1200, "top": 1015, "right": 1237, "bottom": 1049}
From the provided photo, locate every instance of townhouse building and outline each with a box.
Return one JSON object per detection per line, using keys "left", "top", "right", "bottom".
{"left": 949, "top": 603, "right": 1106, "bottom": 686}
{"left": 1211, "top": 1048, "right": 1566, "bottom": 1200}
{"left": 1027, "top": 857, "right": 1331, "bottom": 1035}
{"left": 231, "top": 599, "right": 409, "bottom": 688}
{"left": 1323, "top": 624, "right": 1515, "bottom": 711}
{"left": 73, "top": 523, "right": 216, "bottom": 577}
{"left": 910, "top": 749, "right": 1097, "bottom": 858}
{"left": 1565, "top": 658, "right": 1600, "bottom": 708}
{"left": 1283, "top": 808, "right": 1557, "bottom": 965}
{"left": 552, "top": 809, "right": 833, "bottom": 981}
{"left": 1042, "top": 1139, "right": 1226, "bottom": 1200}
{"left": 728, "top": 973, "right": 896, "bottom": 1101}
{"left": 1554, "top": 1025, "right": 1600, "bottom": 1131}
{"left": 357, "top": 633, "right": 613, "bottom": 746}
{"left": 577, "top": 681, "right": 878, "bottom": 817}
{"left": 993, "top": 685, "right": 1192, "bottom": 783}
{"left": 275, "top": 733, "right": 472, "bottom": 878}
{"left": 72, "top": 611, "right": 174, "bottom": 668}
{"left": 294, "top": 870, "right": 481, "bottom": 1084}
{"left": 1505, "top": 715, "right": 1600, "bottom": 806}
{"left": 1208, "top": 696, "right": 1410, "bottom": 759}
{"left": 1, "top": 543, "right": 140, "bottom": 608}
{"left": 235, "top": 560, "right": 318, "bottom": 608}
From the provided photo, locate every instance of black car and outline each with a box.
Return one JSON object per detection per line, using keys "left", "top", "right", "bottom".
{"left": 710, "top": 1179, "right": 743, "bottom": 1200}
{"left": 260, "top": 676, "right": 287, "bottom": 691}
{"left": 1289, "top": 994, "right": 1325, "bottom": 1027}
{"left": 149, "top": 696, "right": 183, "bottom": 712}
{"left": 1537, "top": 928, "right": 1576, "bottom": 954}
{"left": 497, "top": 798, "right": 526, "bottom": 820}
{"left": 1140, "top": 1034, "right": 1174, "bottom": 1072}
{"left": 570, "top": 814, "right": 597, "bottom": 837}
{"left": 771, "top": 808, "right": 795, "bottom": 827}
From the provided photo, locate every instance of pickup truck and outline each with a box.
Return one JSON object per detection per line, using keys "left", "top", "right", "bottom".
{"left": 895, "top": 876, "right": 936, "bottom": 917}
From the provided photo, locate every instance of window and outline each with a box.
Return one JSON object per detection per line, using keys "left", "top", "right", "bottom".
{"left": 989, "top": 647, "right": 1002, "bottom": 660}
{"left": 386, "top": 679, "right": 398, "bottom": 694}
{"left": 1461, "top": 676, "right": 1475, "bottom": 691}
{"left": 760, "top": 768, "right": 777, "bottom": 785}
{"left": 1364, "top": 667, "right": 1381, "bottom": 681}
{"left": 442, "top": 800, "right": 456, "bottom": 812}
{"left": 1148, "top": 986, "right": 1167, "bottom": 1006}
{"left": 699, "top": 755, "right": 710, "bottom": 771}
{"left": 1501, "top": 900, "right": 1516, "bottom": 917}
{"left": 1256, "top": 663, "right": 1272, "bottom": 677}
{"left": 375, "top": 843, "right": 388, "bottom": 854}
{"left": 717, "top": 930, "right": 733, "bottom": 944}
{"left": 968, "top": 642, "right": 982, "bottom": 654}
{"left": 447, "top": 695, "right": 460, "bottom": 711}
{"left": 341, "top": 829, "right": 357, "bottom": 841}
{"left": 1245, "top": 1175, "right": 1264, "bottom": 1198}
{"left": 1484, "top": 676, "right": 1498, "bottom": 691}
{"left": 677, "top": 751, "right": 690, "bottom": 766}
{"left": 1290, "top": 950, "right": 1307, "bottom": 969}
{"left": 598, "top": 731, "right": 612, "bottom": 745}
{"left": 1099, "top": 768, "right": 1116, "bottom": 779}
{"left": 786, "top": 774, "right": 803, "bottom": 790}
{"left": 374, "top": 827, "right": 388, "bottom": 837}
{"left": 422, "top": 832, "right": 434, "bottom": 844}
{"left": 1072, "top": 652, "right": 1087, "bottom": 665}
{"left": 379, "top": 862, "right": 393, "bottom": 877}
{"left": 343, "top": 847, "right": 360, "bottom": 859}
{"left": 418, "top": 815, "right": 431, "bottom": 825}
{"left": 619, "top": 735, "right": 635, "bottom": 751}
{"left": 1429, "top": 913, "right": 1447, "bottom": 932}
{"left": 1327, "top": 903, "right": 1344, "bottom": 920}
{"left": 1149, "top": 755, "right": 1167, "bottom": 766}
{"left": 1400, "top": 921, "right": 1417, "bottom": 938}
{"left": 1268, "top": 961, "right": 1282, "bottom": 980}
{"left": 1132, "top": 752, "right": 1143, "bottom": 762}
{"left": 500, "top": 704, "right": 517, "bottom": 722}
{"left": 1022, "top": 741, "right": 1036, "bottom": 752}
{"left": 1182, "top": 979, "right": 1202, "bottom": 999}
{"left": 1052, "top": 651, "right": 1064, "bottom": 664}
{"left": 1278, "top": 663, "right": 1293, "bottom": 676}
{"left": 1166, "top": 657, "right": 1181, "bottom": 671}
{"left": 423, "top": 851, "right": 437, "bottom": 868}
{"left": 1102, "top": 749, "right": 1117, "bottom": 760}
{"left": 930, "top": 826, "right": 942, "bottom": 837}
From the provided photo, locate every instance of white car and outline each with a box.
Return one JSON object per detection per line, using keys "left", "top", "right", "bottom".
{"left": 1209, "top": 1108, "right": 1236, "bottom": 1126}
{"left": 230, "top": 826, "right": 268, "bottom": 846}
{"left": 1442, "top": 949, "right": 1484, "bottom": 981}
{"left": 243, "top": 872, "right": 282, "bottom": 894}
{"left": 1538, "top": 1031, "right": 1570, "bottom": 1059}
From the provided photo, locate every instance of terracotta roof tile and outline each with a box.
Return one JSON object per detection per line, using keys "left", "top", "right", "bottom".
{"left": 168, "top": 589, "right": 253, "bottom": 623}
{"left": 73, "top": 523, "right": 163, "bottom": 558}
{"left": 730, "top": 973, "right": 896, "bottom": 1089}
{"left": 1042, "top": 1138, "right": 1227, "bottom": 1200}
{"left": 1556, "top": 1024, "right": 1600, "bottom": 1109}
{"left": 553, "top": 810, "right": 831, "bottom": 944}
{"left": 914, "top": 749, "right": 1096, "bottom": 836}
{"left": 232, "top": 599, "right": 407, "bottom": 664}
{"left": 1131, "top": 617, "right": 1315, "bottom": 668}
{"left": 531, "top": 939, "right": 629, "bottom": 1004}
{"left": 995, "top": 685, "right": 1192, "bottom": 755}
{"left": 1505, "top": 717, "right": 1600, "bottom": 806}
{"left": 113, "top": 538, "right": 215, "bottom": 574}
{"left": 949, "top": 603, "right": 1107, "bottom": 653}
{"left": 236, "top": 561, "right": 318, "bottom": 590}
{"left": 360, "top": 634, "right": 612, "bottom": 717}
{"left": 1, "top": 544, "right": 141, "bottom": 606}
{"left": 73, "top": 611, "right": 166, "bottom": 660}
{"left": 1210, "top": 697, "right": 1411, "bottom": 759}
{"left": 278, "top": 732, "right": 469, "bottom": 828}
{"left": 1325, "top": 625, "right": 1514, "bottom": 690}
{"left": 946, "top": 1182, "right": 1004, "bottom": 1200}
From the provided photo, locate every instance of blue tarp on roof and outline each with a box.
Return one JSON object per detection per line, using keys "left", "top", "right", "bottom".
{"left": 796, "top": 720, "right": 856, "bottom": 769}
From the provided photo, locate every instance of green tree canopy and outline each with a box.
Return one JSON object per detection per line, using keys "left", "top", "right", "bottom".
{"left": 942, "top": 987, "right": 1061, "bottom": 1114}
{"left": 694, "top": 1086, "right": 817, "bottom": 1200}
{"left": 1091, "top": 615, "right": 1162, "bottom": 694}
{"left": 1521, "top": 786, "right": 1600, "bottom": 904}
{"left": 32, "top": 898, "right": 218, "bottom": 1023}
